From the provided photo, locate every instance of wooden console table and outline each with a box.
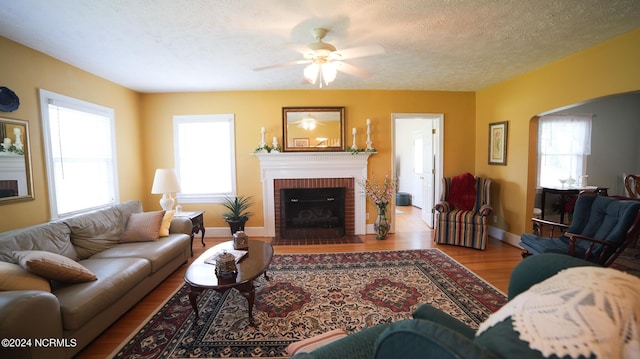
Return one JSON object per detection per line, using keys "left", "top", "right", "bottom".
{"left": 175, "top": 210, "right": 205, "bottom": 256}
{"left": 540, "top": 186, "right": 608, "bottom": 224}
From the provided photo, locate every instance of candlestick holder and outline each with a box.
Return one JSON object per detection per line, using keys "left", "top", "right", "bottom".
{"left": 259, "top": 127, "right": 266, "bottom": 148}
{"left": 366, "top": 121, "right": 373, "bottom": 151}
{"left": 271, "top": 137, "right": 280, "bottom": 153}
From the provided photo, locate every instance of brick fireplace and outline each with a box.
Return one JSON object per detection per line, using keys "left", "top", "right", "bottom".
{"left": 254, "top": 152, "right": 373, "bottom": 238}
{"left": 275, "top": 178, "right": 353, "bottom": 239}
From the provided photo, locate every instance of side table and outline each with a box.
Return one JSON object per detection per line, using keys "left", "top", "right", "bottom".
{"left": 175, "top": 210, "right": 205, "bottom": 256}
{"left": 540, "top": 187, "right": 608, "bottom": 224}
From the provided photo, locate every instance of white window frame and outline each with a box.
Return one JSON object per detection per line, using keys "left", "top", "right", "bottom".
{"left": 39, "top": 89, "right": 119, "bottom": 219}
{"left": 537, "top": 115, "right": 592, "bottom": 188}
{"left": 173, "top": 114, "right": 236, "bottom": 203}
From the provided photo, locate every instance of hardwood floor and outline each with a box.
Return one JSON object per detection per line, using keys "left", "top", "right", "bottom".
{"left": 75, "top": 206, "right": 522, "bottom": 358}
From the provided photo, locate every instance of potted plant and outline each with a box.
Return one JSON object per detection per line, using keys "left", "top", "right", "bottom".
{"left": 361, "top": 173, "right": 395, "bottom": 240}
{"left": 222, "top": 195, "right": 253, "bottom": 235}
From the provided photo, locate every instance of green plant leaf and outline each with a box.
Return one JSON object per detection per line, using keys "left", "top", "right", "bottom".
{"left": 222, "top": 195, "right": 254, "bottom": 220}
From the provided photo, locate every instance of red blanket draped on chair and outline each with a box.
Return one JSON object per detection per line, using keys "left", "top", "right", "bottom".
{"left": 448, "top": 173, "right": 476, "bottom": 211}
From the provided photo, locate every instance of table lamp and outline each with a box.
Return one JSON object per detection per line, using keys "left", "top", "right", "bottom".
{"left": 151, "top": 168, "right": 181, "bottom": 211}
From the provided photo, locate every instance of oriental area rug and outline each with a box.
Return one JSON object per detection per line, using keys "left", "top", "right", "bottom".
{"left": 113, "top": 249, "right": 507, "bottom": 358}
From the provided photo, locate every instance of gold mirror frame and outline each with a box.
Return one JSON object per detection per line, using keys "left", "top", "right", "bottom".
{"left": 0, "top": 117, "right": 34, "bottom": 204}
{"left": 282, "top": 107, "right": 345, "bottom": 152}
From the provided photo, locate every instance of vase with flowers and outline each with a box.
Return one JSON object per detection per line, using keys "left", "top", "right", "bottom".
{"left": 362, "top": 173, "right": 395, "bottom": 239}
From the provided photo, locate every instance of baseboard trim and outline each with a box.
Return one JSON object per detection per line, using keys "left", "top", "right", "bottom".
{"left": 489, "top": 225, "right": 521, "bottom": 248}
{"left": 204, "top": 226, "right": 264, "bottom": 238}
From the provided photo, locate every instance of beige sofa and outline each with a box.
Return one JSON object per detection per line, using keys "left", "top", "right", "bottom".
{"left": 0, "top": 200, "right": 192, "bottom": 359}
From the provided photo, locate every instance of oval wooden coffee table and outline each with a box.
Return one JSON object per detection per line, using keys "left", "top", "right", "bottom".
{"left": 184, "top": 239, "right": 274, "bottom": 325}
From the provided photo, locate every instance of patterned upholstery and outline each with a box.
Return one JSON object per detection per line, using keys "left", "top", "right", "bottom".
{"left": 434, "top": 174, "right": 493, "bottom": 250}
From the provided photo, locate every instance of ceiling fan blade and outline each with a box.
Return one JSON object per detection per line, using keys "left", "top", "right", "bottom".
{"left": 332, "top": 44, "right": 385, "bottom": 60}
{"left": 336, "top": 61, "right": 372, "bottom": 78}
{"left": 253, "top": 59, "right": 310, "bottom": 71}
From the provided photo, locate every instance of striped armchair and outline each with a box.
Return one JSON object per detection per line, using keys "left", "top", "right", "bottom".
{"left": 434, "top": 173, "right": 493, "bottom": 250}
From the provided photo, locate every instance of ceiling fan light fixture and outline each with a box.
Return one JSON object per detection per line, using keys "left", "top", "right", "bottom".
{"left": 321, "top": 62, "right": 338, "bottom": 84}
{"left": 304, "top": 61, "right": 338, "bottom": 88}
{"left": 298, "top": 114, "right": 318, "bottom": 130}
{"left": 304, "top": 63, "right": 319, "bottom": 85}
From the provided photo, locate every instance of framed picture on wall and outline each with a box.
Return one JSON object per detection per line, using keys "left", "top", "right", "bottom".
{"left": 488, "top": 121, "right": 508, "bottom": 165}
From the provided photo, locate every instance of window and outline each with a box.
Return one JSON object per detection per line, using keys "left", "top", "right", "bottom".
{"left": 173, "top": 114, "right": 236, "bottom": 203}
{"left": 39, "top": 89, "right": 118, "bottom": 218}
{"left": 538, "top": 115, "right": 592, "bottom": 188}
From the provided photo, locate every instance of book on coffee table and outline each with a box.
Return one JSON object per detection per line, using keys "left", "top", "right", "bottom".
{"left": 204, "top": 249, "right": 248, "bottom": 265}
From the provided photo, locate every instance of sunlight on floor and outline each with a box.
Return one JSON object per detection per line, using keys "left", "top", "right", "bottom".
{"left": 395, "top": 205, "right": 431, "bottom": 233}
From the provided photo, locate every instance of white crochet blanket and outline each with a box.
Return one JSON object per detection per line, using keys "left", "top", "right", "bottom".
{"left": 476, "top": 266, "right": 640, "bottom": 359}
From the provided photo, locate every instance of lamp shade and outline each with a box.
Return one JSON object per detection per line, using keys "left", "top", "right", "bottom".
{"left": 151, "top": 168, "right": 181, "bottom": 194}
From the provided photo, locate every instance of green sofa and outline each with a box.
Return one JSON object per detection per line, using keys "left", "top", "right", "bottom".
{"left": 292, "top": 253, "right": 600, "bottom": 359}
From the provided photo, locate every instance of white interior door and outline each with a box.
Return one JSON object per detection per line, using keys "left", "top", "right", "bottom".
{"left": 392, "top": 113, "right": 443, "bottom": 229}
{"left": 411, "top": 132, "right": 425, "bottom": 209}
{"left": 421, "top": 123, "right": 435, "bottom": 227}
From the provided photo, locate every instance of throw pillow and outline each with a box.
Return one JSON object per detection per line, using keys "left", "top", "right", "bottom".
{"left": 286, "top": 329, "right": 347, "bottom": 356}
{"left": 12, "top": 251, "right": 97, "bottom": 283}
{"left": 0, "top": 261, "right": 51, "bottom": 292}
{"left": 448, "top": 173, "right": 476, "bottom": 211}
{"left": 120, "top": 211, "right": 165, "bottom": 243}
{"left": 159, "top": 210, "right": 175, "bottom": 237}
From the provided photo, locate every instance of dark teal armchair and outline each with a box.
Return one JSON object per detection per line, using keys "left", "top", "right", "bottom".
{"left": 521, "top": 193, "right": 640, "bottom": 266}
{"left": 291, "top": 254, "right": 598, "bottom": 359}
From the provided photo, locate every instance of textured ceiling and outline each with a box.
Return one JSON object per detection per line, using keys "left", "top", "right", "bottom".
{"left": 1, "top": 0, "right": 639, "bottom": 93}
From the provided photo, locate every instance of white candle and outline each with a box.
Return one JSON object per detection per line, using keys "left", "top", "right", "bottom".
{"left": 272, "top": 136, "right": 278, "bottom": 144}
{"left": 366, "top": 118, "right": 371, "bottom": 126}
{"left": 352, "top": 128, "right": 357, "bottom": 135}
{"left": 261, "top": 127, "right": 265, "bottom": 134}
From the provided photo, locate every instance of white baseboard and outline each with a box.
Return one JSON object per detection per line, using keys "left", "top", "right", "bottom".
{"left": 488, "top": 225, "right": 521, "bottom": 248}
{"left": 203, "top": 226, "right": 265, "bottom": 238}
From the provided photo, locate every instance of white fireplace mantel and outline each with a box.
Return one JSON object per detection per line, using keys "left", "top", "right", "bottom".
{"left": 254, "top": 151, "right": 374, "bottom": 237}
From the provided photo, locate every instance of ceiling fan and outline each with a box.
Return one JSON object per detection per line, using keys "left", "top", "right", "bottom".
{"left": 254, "top": 28, "right": 385, "bottom": 87}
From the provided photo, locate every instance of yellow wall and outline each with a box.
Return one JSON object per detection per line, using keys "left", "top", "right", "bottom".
{"left": 0, "top": 34, "right": 475, "bottom": 233}
{"left": 476, "top": 29, "right": 640, "bottom": 237}
{"left": 139, "top": 90, "right": 476, "bottom": 228}
{"left": 4, "top": 27, "right": 637, "bottom": 238}
{"left": 0, "top": 36, "right": 142, "bottom": 231}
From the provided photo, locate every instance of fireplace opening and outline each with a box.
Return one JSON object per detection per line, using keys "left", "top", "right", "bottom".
{"left": 280, "top": 187, "right": 346, "bottom": 239}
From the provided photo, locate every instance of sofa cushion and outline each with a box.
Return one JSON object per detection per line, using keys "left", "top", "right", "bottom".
{"left": 308, "top": 324, "right": 391, "bottom": 359}
{"left": 0, "top": 221, "right": 77, "bottom": 262}
{"left": 474, "top": 318, "right": 546, "bottom": 359}
{"left": 13, "top": 250, "right": 97, "bottom": 283}
{"left": 0, "top": 262, "right": 51, "bottom": 292}
{"left": 287, "top": 329, "right": 347, "bottom": 356}
{"left": 91, "top": 233, "right": 190, "bottom": 273}
{"left": 375, "top": 320, "right": 500, "bottom": 359}
{"left": 65, "top": 205, "right": 127, "bottom": 259}
{"left": 116, "top": 200, "right": 144, "bottom": 223}
{"left": 119, "top": 211, "right": 165, "bottom": 243}
{"left": 568, "top": 195, "right": 640, "bottom": 246}
{"left": 53, "top": 257, "right": 151, "bottom": 330}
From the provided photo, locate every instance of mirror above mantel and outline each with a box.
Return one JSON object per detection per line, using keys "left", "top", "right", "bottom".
{"left": 0, "top": 117, "right": 34, "bottom": 204}
{"left": 282, "top": 107, "right": 345, "bottom": 152}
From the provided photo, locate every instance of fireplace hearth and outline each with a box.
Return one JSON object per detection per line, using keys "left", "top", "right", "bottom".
{"left": 280, "top": 187, "right": 346, "bottom": 239}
